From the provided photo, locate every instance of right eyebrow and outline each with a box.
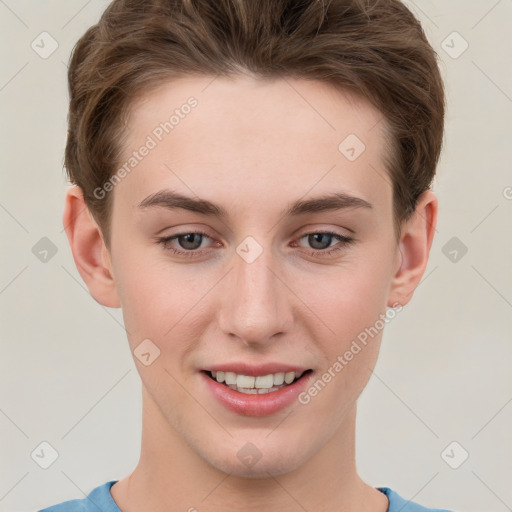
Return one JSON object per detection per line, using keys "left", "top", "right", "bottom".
{"left": 137, "top": 190, "right": 227, "bottom": 217}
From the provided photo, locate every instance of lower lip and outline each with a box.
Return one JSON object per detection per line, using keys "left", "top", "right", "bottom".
{"left": 201, "top": 371, "right": 313, "bottom": 417}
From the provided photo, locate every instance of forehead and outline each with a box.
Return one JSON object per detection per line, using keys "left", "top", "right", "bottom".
{"left": 115, "top": 75, "right": 391, "bottom": 216}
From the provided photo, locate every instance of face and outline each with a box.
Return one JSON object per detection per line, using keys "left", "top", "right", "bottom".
{"left": 106, "top": 75, "right": 402, "bottom": 477}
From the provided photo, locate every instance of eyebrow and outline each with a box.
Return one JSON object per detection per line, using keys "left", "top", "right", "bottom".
{"left": 137, "top": 189, "right": 372, "bottom": 218}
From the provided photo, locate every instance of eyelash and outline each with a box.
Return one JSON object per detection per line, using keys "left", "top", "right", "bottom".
{"left": 156, "top": 230, "right": 354, "bottom": 259}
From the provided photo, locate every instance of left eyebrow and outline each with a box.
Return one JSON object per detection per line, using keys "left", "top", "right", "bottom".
{"left": 283, "top": 192, "right": 372, "bottom": 216}
{"left": 137, "top": 189, "right": 373, "bottom": 218}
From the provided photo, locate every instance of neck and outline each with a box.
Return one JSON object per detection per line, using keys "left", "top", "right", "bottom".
{"left": 111, "top": 386, "right": 388, "bottom": 512}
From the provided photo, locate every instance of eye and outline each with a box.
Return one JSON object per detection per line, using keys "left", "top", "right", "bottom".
{"left": 295, "top": 231, "right": 354, "bottom": 257}
{"left": 157, "top": 230, "right": 213, "bottom": 258}
{"left": 156, "top": 230, "right": 354, "bottom": 259}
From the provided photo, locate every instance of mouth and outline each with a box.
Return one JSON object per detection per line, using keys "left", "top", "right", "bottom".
{"left": 202, "top": 369, "right": 313, "bottom": 395}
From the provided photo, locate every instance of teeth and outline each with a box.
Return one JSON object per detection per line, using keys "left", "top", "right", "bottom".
{"left": 255, "top": 374, "right": 274, "bottom": 388}
{"left": 224, "top": 372, "right": 237, "bottom": 385}
{"left": 284, "top": 372, "right": 295, "bottom": 384}
{"left": 209, "top": 370, "right": 306, "bottom": 391}
{"left": 236, "top": 374, "right": 255, "bottom": 388}
{"left": 273, "top": 372, "right": 285, "bottom": 385}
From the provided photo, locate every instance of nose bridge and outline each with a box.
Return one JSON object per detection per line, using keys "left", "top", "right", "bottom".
{"left": 219, "top": 238, "right": 290, "bottom": 345}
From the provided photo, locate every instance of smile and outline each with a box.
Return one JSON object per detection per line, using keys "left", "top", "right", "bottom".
{"left": 206, "top": 370, "right": 311, "bottom": 395}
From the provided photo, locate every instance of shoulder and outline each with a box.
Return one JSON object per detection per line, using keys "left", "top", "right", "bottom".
{"left": 37, "top": 481, "right": 120, "bottom": 512}
{"left": 378, "top": 487, "right": 455, "bottom": 512}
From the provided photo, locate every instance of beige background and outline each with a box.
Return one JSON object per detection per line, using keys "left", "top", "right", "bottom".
{"left": 1, "top": 1, "right": 511, "bottom": 511}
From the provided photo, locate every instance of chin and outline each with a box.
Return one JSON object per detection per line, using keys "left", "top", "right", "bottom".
{"left": 203, "top": 440, "right": 309, "bottom": 479}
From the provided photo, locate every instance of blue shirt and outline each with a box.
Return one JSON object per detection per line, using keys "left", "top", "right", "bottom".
{"left": 38, "top": 480, "right": 454, "bottom": 511}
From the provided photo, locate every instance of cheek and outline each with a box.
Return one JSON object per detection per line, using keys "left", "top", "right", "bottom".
{"left": 111, "top": 248, "right": 219, "bottom": 366}
{"left": 303, "top": 254, "right": 394, "bottom": 344}
{"left": 297, "top": 248, "right": 394, "bottom": 406}
{"left": 297, "top": 261, "right": 391, "bottom": 419}
{"left": 111, "top": 247, "right": 184, "bottom": 345}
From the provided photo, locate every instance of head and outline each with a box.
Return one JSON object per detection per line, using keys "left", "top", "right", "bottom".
{"left": 64, "top": 0, "right": 444, "bottom": 478}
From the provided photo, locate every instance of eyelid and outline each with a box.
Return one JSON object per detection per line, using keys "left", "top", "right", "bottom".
{"left": 295, "top": 227, "right": 353, "bottom": 241}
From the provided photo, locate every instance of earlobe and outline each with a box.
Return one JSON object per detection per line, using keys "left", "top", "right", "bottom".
{"left": 62, "top": 186, "right": 121, "bottom": 308}
{"left": 387, "top": 190, "right": 438, "bottom": 308}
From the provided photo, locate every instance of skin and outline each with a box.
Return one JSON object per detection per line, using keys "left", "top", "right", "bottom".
{"left": 64, "top": 75, "right": 437, "bottom": 512}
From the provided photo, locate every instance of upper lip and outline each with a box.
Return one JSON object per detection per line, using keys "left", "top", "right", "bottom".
{"left": 203, "top": 363, "right": 311, "bottom": 377}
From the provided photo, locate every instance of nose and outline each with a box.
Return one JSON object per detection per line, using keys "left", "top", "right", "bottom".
{"left": 218, "top": 242, "right": 293, "bottom": 347}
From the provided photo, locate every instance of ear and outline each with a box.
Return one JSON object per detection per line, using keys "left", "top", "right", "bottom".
{"left": 62, "top": 186, "right": 121, "bottom": 308}
{"left": 387, "top": 190, "right": 438, "bottom": 307}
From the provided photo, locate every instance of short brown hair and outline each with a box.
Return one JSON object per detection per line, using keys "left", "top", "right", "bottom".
{"left": 65, "top": 0, "right": 445, "bottom": 247}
